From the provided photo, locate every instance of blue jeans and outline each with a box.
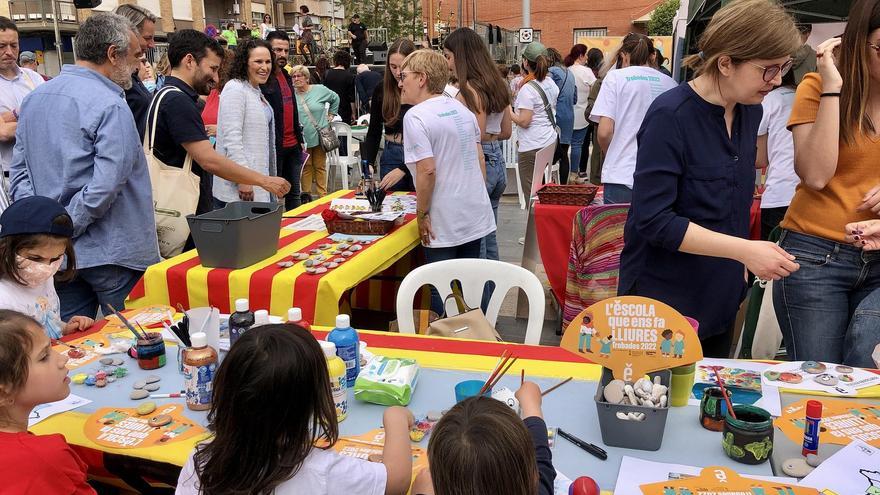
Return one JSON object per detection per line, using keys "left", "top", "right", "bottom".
{"left": 845, "top": 288, "right": 880, "bottom": 368}
{"left": 570, "top": 127, "right": 588, "bottom": 177}
{"left": 379, "top": 141, "right": 414, "bottom": 192}
{"left": 773, "top": 230, "right": 880, "bottom": 366}
{"left": 424, "top": 238, "right": 483, "bottom": 316}
{"left": 603, "top": 183, "right": 632, "bottom": 204}
{"left": 480, "top": 141, "right": 506, "bottom": 261}
{"left": 56, "top": 264, "right": 144, "bottom": 321}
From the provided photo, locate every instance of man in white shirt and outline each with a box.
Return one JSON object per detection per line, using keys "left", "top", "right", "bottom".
{"left": 0, "top": 17, "right": 44, "bottom": 176}
{"left": 400, "top": 49, "right": 495, "bottom": 314}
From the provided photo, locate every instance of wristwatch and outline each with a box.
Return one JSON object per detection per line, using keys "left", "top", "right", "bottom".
{"left": 417, "top": 210, "right": 429, "bottom": 220}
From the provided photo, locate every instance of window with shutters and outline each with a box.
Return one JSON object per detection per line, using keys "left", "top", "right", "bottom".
{"left": 573, "top": 28, "right": 608, "bottom": 43}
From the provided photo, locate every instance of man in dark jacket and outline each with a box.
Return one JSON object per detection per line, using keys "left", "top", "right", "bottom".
{"left": 263, "top": 30, "right": 306, "bottom": 209}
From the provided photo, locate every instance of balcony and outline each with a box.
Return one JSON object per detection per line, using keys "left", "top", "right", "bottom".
{"left": 8, "top": 0, "right": 79, "bottom": 30}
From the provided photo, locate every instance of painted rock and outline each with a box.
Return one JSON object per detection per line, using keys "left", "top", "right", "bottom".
{"left": 341, "top": 251, "right": 354, "bottom": 258}
{"left": 114, "top": 367, "right": 128, "bottom": 378}
{"left": 107, "top": 376, "right": 117, "bottom": 383}
{"left": 136, "top": 401, "right": 157, "bottom": 416}
{"left": 277, "top": 261, "right": 294, "bottom": 268}
{"left": 99, "top": 357, "right": 114, "bottom": 366}
{"left": 318, "top": 243, "right": 332, "bottom": 250}
{"left": 345, "top": 237, "right": 355, "bottom": 243}
{"left": 112, "top": 357, "right": 125, "bottom": 366}
{"left": 839, "top": 374, "right": 854, "bottom": 383}
{"left": 304, "top": 259, "right": 316, "bottom": 267}
{"left": 778, "top": 372, "right": 803, "bottom": 384}
{"left": 310, "top": 249, "right": 322, "bottom": 255}
{"left": 409, "top": 429, "right": 426, "bottom": 442}
{"left": 835, "top": 365, "right": 854, "bottom": 374}
{"left": 305, "top": 267, "right": 317, "bottom": 274}
{"left": 426, "top": 410, "right": 443, "bottom": 422}
{"left": 361, "top": 240, "right": 373, "bottom": 245}
{"left": 145, "top": 375, "right": 161, "bottom": 384}
{"left": 85, "top": 376, "right": 97, "bottom": 386}
{"left": 95, "top": 370, "right": 107, "bottom": 380}
{"left": 148, "top": 414, "right": 172, "bottom": 427}
{"left": 763, "top": 370, "right": 781, "bottom": 381}
{"left": 293, "top": 253, "right": 309, "bottom": 260}
{"left": 348, "top": 244, "right": 363, "bottom": 252}
{"left": 333, "top": 258, "right": 346, "bottom": 263}
{"left": 338, "top": 243, "right": 351, "bottom": 250}
{"left": 325, "top": 262, "right": 338, "bottom": 269}
{"left": 801, "top": 361, "right": 826, "bottom": 374}
{"left": 814, "top": 374, "right": 838, "bottom": 386}
{"left": 805, "top": 453, "right": 821, "bottom": 467}
{"left": 133, "top": 380, "right": 146, "bottom": 390}
{"left": 95, "top": 379, "right": 107, "bottom": 388}
{"left": 130, "top": 389, "right": 149, "bottom": 400}
{"left": 72, "top": 373, "right": 88, "bottom": 384}
{"left": 781, "top": 457, "right": 813, "bottom": 478}
{"left": 144, "top": 383, "right": 161, "bottom": 392}
{"left": 367, "top": 453, "right": 383, "bottom": 463}
{"left": 314, "top": 267, "right": 328, "bottom": 274}
{"left": 67, "top": 348, "right": 85, "bottom": 359}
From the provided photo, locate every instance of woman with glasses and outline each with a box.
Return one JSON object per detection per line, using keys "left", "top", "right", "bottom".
{"left": 773, "top": 0, "right": 880, "bottom": 367}
{"left": 589, "top": 33, "right": 676, "bottom": 203}
{"left": 619, "top": 0, "right": 802, "bottom": 357}
{"left": 361, "top": 38, "right": 417, "bottom": 191}
{"left": 291, "top": 65, "right": 339, "bottom": 200}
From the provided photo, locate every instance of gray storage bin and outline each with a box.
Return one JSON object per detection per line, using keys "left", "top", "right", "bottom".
{"left": 594, "top": 367, "right": 671, "bottom": 451}
{"left": 187, "top": 202, "right": 282, "bottom": 269}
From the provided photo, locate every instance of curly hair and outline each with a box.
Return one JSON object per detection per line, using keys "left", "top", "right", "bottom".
{"left": 228, "top": 39, "right": 274, "bottom": 83}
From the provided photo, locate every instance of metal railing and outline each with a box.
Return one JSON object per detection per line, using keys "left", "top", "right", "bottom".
{"left": 8, "top": 0, "right": 78, "bottom": 24}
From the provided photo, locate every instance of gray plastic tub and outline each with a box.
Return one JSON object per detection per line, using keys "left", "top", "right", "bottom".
{"left": 594, "top": 367, "right": 671, "bottom": 451}
{"left": 187, "top": 202, "right": 282, "bottom": 269}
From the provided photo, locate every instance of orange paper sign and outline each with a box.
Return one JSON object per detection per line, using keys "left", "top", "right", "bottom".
{"left": 639, "top": 466, "right": 819, "bottom": 495}
{"left": 561, "top": 297, "right": 703, "bottom": 380}
{"left": 775, "top": 399, "right": 880, "bottom": 448}
{"left": 84, "top": 405, "right": 207, "bottom": 449}
{"left": 329, "top": 428, "right": 428, "bottom": 478}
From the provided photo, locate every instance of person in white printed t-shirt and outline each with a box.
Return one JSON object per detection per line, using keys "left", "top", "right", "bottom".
{"left": 400, "top": 49, "right": 495, "bottom": 315}
{"left": 756, "top": 69, "right": 797, "bottom": 240}
{"left": 589, "top": 33, "right": 676, "bottom": 205}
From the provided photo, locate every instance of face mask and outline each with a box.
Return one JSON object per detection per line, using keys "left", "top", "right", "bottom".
{"left": 144, "top": 80, "right": 157, "bottom": 92}
{"left": 16, "top": 255, "right": 63, "bottom": 287}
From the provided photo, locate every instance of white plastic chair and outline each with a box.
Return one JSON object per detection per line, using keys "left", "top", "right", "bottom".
{"left": 395, "top": 259, "right": 546, "bottom": 345}
{"left": 327, "top": 122, "right": 361, "bottom": 190}
{"left": 502, "top": 127, "right": 525, "bottom": 210}
{"left": 531, "top": 141, "right": 557, "bottom": 198}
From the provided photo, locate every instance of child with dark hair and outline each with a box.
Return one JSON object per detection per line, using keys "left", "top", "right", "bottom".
{"left": 176, "top": 324, "right": 415, "bottom": 494}
{"left": 0, "top": 310, "right": 94, "bottom": 494}
{"left": 412, "top": 382, "right": 555, "bottom": 495}
{"left": 0, "top": 197, "right": 93, "bottom": 339}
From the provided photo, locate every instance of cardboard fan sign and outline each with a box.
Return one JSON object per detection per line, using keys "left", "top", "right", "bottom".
{"left": 775, "top": 399, "right": 880, "bottom": 449}
{"left": 639, "top": 466, "right": 819, "bottom": 495}
{"left": 561, "top": 297, "right": 703, "bottom": 380}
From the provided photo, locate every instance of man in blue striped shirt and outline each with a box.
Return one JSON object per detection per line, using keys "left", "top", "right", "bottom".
{"left": 8, "top": 13, "right": 160, "bottom": 320}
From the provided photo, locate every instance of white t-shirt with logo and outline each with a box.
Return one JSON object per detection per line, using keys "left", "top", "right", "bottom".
{"left": 176, "top": 447, "right": 387, "bottom": 495}
{"left": 758, "top": 86, "right": 797, "bottom": 209}
{"left": 403, "top": 95, "right": 495, "bottom": 248}
{"left": 443, "top": 83, "right": 503, "bottom": 137}
{"left": 0, "top": 277, "right": 64, "bottom": 339}
{"left": 514, "top": 78, "right": 559, "bottom": 152}
{"left": 570, "top": 64, "right": 596, "bottom": 130}
{"left": 589, "top": 65, "right": 676, "bottom": 187}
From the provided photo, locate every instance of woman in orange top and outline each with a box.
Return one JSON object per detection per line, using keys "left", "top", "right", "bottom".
{"left": 774, "top": 0, "right": 880, "bottom": 367}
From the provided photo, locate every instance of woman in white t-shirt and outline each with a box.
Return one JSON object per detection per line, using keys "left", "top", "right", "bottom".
{"left": 756, "top": 69, "right": 797, "bottom": 240}
{"left": 260, "top": 13, "right": 274, "bottom": 39}
{"left": 589, "top": 33, "right": 677, "bottom": 204}
{"left": 565, "top": 44, "right": 597, "bottom": 183}
{"left": 509, "top": 42, "right": 560, "bottom": 199}
{"left": 176, "top": 325, "right": 415, "bottom": 495}
{"left": 400, "top": 50, "right": 495, "bottom": 315}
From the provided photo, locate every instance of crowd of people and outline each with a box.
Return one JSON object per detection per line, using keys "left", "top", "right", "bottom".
{"left": 2, "top": 0, "right": 880, "bottom": 491}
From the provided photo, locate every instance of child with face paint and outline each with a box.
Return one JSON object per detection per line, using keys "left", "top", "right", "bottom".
{"left": 0, "top": 197, "right": 94, "bottom": 339}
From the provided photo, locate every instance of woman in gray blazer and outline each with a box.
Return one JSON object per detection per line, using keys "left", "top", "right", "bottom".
{"left": 213, "top": 39, "right": 278, "bottom": 207}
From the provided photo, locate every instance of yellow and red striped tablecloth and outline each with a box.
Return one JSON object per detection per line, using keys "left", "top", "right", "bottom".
{"left": 127, "top": 191, "right": 419, "bottom": 326}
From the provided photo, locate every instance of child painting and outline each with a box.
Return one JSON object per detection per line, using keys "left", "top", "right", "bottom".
{"left": 673, "top": 330, "right": 686, "bottom": 359}
{"left": 577, "top": 312, "right": 595, "bottom": 354}
{"left": 660, "top": 329, "right": 673, "bottom": 357}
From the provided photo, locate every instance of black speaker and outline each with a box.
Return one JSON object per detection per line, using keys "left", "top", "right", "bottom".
{"left": 74, "top": 0, "right": 102, "bottom": 8}
{"left": 367, "top": 41, "right": 387, "bottom": 52}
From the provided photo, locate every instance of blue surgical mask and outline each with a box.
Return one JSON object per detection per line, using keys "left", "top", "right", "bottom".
{"left": 144, "top": 80, "right": 157, "bottom": 93}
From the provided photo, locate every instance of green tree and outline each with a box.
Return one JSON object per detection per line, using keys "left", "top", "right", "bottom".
{"left": 336, "top": 0, "right": 423, "bottom": 41}
{"left": 648, "top": 0, "right": 680, "bottom": 36}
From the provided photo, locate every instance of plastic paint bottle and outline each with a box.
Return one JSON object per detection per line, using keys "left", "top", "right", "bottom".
{"left": 327, "top": 314, "right": 360, "bottom": 386}
{"left": 802, "top": 399, "right": 822, "bottom": 456}
{"left": 254, "top": 309, "right": 269, "bottom": 326}
{"left": 183, "top": 332, "right": 218, "bottom": 411}
{"left": 229, "top": 299, "right": 254, "bottom": 347}
{"left": 287, "top": 307, "right": 311, "bottom": 331}
{"left": 319, "top": 340, "right": 348, "bottom": 422}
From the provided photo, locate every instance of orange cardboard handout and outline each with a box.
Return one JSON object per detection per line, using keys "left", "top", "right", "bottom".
{"left": 328, "top": 428, "right": 428, "bottom": 477}
{"left": 561, "top": 296, "right": 703, "bottom": 380}
{"left": 84, "top": 404, "right": 207, "bottom": 449}
{"left": 775, "top": 399, "right": 880, "bottom": 449}
{"left": 639, "top": 466, "right": 819, "bottom": 495}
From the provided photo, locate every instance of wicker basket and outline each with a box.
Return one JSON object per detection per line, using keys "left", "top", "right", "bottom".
{"left": 536, "top": 184, "right": 599, "bottom": 206}
{"left": 325, "top": 217, "right": 400, "bottom": 235}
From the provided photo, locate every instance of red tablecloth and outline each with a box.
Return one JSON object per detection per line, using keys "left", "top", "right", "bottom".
{"left": 535, "top": 197, "right": 763, "bottom": 306}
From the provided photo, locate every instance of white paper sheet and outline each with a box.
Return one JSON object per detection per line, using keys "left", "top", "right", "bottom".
{"left": 613, "top": 456, "right": 797, "bottom": 495}
{"left": 28, "top": 394, "right": 91, "bottom": 427}
{"left": 553, "top": 469, "right": 573, "bottom": 495}
{"left": 760, "top": 361, "right": 880, "bottom": 397}
{"left": 799, "top": 440, "right": 879, "bottom": 494}
{"left": 284, "top": 214, "right": 327, "bottom": 231}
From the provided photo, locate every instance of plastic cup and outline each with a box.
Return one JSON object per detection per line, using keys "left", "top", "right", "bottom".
{"left": 454, "top": 379, "right": 492, "bottom": 402}
{"left": 669, "top": 363, "right": 696, "bottom": 407}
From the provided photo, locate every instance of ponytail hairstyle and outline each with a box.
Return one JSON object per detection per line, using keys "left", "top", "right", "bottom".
{"left": 382, "top": 37, "right": 417, "bottom": 126}
{"left": 443, "top": 28, "right": 510, "bottom": 114}
{"left": 838, "top": 0, "right": 880, "bottom": 144}
{"left": 523, "top": 55, "right": 549, "bottom": 81}
{"left": 599, "top": 33, "right": 654, "bottom": 76}
{"left": 564, "top": 43, "right": 588, "bottom": 67}
{"left": 586, "top": 48, "right": 604, "bottom": 77}
{"left": 681, "top": 0, "right": 800, "bottom": 81}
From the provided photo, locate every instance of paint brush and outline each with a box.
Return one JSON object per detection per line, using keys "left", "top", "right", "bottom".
{"left": 106, "top": 304, "right": 145, "bottom": 340}
{"left": 541, "top": 377, "right": 573, "bottom": 396}
{"left": 479, "top": 350, "right": 511, "bottom": 395}
{"left": 487, "top": 356, "right": 519, "bottom": 391}
{"left": 521, "top": 369, "right": 525, "bottom": 385}
{"left": 713, "top": 366, "right": 737, "bottom": 420}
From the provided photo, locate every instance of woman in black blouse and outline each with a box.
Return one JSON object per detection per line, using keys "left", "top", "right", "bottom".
{"left": 361, "top": 38, "right": 416, "bottom": 191}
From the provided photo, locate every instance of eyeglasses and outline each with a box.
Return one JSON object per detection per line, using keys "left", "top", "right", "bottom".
{"left": 397, "top": 71, "right": 422, "bottom": 82}
{"left": 745, "top": 59, "right": 793, "bottom": 82}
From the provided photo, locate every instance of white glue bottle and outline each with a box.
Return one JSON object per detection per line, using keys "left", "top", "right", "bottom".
{"left": 319, "top": 340, "right": 348, "bottom": 422}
